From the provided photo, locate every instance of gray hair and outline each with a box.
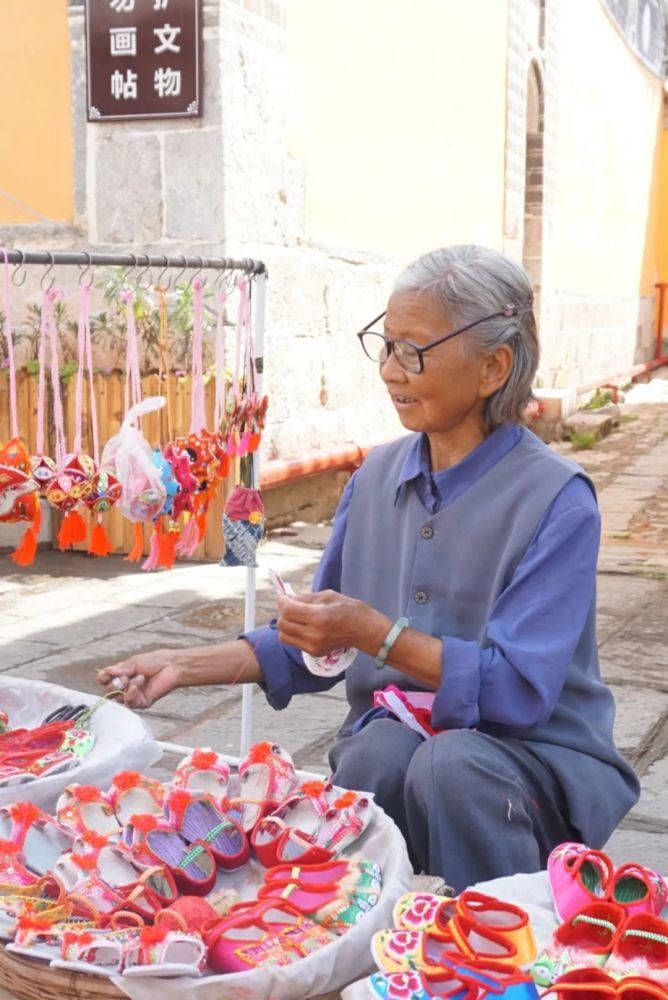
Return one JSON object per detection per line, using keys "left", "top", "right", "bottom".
{"left": 394, "top": 245, "right": 539, "bottom": 429}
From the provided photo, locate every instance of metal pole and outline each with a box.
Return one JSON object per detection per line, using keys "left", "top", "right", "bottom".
{"left": 2, "top": 249, "right": 267, "bottom": 275}
{"left": 239, "top": 272, "right": 267, "bottom": 756}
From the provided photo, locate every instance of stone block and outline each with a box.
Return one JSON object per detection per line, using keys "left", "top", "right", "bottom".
{"left": 95, "top": 132, "right": 163, "bottom": 244}
{"left": 164, "top": 129, "right": 225, "bottom": 241}
{"left": 564, "top": 411, "right": 615, "bottom": 441}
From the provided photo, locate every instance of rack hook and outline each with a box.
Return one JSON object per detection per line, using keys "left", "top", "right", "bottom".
{"left": 40, "top": 253, "right": 56, "bottom": 292}
{"left": 11, "top": 251, "right": 27, "bottom": 287}
{"left": 155, "top": 254, "right": 171, "bottom": 291}
{"left": 187, "top": 255, "right": 205, "bottom": 290}
{"left": 214, "top": 258, "right": 227, "bottom": 290}
{"left": 78, "top": 252, "right": 94, "bottom": 288}
{"left": 172, "top": 254, "right": 188, "bottom": 287}
{"left": 136, "top": 253, "right": 152, "bottom": 292}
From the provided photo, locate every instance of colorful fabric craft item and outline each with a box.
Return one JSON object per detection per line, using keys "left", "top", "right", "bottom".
{"left": 0, "top": 251, "right": 41, "bottom": 564}
{"left": 221, "top": 485, "right": 265, "bottom": 568}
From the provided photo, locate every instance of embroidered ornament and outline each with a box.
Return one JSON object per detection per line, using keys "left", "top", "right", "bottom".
{"left": 221, "top": 485, "right": 265, "bottom": 568}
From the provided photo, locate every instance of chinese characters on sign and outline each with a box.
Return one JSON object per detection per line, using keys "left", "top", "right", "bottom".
{"left": 86, "top": 0, "right": 201, "bottom": 121}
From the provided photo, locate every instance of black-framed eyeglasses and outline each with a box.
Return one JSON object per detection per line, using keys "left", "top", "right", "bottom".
{"left": 356, "top": 304, "right": 518, "bottom": 375}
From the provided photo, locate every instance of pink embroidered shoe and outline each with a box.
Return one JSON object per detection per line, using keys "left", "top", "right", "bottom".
{"left": 237, "top": 741, "right": 298, "bottom": 832}
{"left": 269, "top": 780, "right": 334, "bottom": 839}
{"left": 109, "top": 772, "right": 165, "bottom": 826}
{"left": 172, "top": 748, "right": 231, "bottom": 804}
{"left": 0, "top": 841, "right": 39, "bottom": 888}
{"left": 123, "top": 924, "right": 207, "bottom": 978}
{"left": 52, "top": 925, "right": 140, "bottom": 976}
{"left": 0, "top": 801, "right": 73, "bottom": 877}
{"left": 548, "top": 842, "right": 615, "bottom": 923}
{"left": 610, "top": 864, "right": 668, "bottom": 919}
{"left": 56, "top": 784, "right": 120, "bottom": 838}
{"left": 203, "top": 898, "right": 335, "bottom": 973}
{"left": 314, "top": 791, "right": 374, "bottom": 853}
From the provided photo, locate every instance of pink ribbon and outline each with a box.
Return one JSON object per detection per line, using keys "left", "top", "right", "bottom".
{"left": 36, "top": 290, "right": 50, "bottom": 455}
{"left": 214, "top": 288, "right": 227, "bottom": 429}
{"left": 0, "top": 250, "right": 18, "bottom": 439}
{"left": 190, "top": 278, "right": 206, "bottom": 434}
{"left": 122, "top": 290, "right": 142, "bottom": 416}
{"left": 73, "top": 285, "right": 100, "bottom": 464}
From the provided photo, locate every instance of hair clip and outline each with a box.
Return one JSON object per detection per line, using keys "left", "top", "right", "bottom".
{"left": 502, "top": 304, "right": 518, "bottom": 318}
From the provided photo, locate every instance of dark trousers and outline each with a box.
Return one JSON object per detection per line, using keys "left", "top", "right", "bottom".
{"left": 329, "top": 719, "right": 576, "bottom": 893}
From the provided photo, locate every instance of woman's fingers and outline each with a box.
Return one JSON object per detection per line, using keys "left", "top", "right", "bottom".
{"left": 97, "top": 658, "right": 141, "bottom": 688}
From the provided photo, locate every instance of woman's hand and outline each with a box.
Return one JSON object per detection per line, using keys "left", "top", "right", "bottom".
{"left": 276, "top": 590, "right": 390, "bottom": 657}
{"left": 97, "top": 649, "right": 184, "bottom": 709}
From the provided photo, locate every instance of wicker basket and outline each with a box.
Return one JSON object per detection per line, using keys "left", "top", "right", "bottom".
{"left": 0, "top": 945, "right": 124, "bottom": 1000}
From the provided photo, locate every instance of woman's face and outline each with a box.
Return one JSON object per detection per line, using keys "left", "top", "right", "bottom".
{"left": 380, "top": 290, "right": 488, "bottom": 436}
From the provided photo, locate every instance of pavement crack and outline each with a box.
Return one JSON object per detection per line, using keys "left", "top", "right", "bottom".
{"left": 619, "top": 813, "right": 668, "bottom": 834}
{"left": 629, "top": 709, "right": 668, "bottom": 775}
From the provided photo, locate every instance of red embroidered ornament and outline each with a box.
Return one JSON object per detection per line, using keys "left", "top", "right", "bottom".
{"left": 0, "top": 438, "right": 40, "bottom": 566}
{"left": 0, "top": 253, "right": 41, "bottom": 565}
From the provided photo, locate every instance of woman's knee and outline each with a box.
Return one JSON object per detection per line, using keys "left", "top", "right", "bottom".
{"left": 405, "top": 728, "right": 497, "bottom": 806}
{"left": 330, "top": 719, "right": 422, "bottom": 796}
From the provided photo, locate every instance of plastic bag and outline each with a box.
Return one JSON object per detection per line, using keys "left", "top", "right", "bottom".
{"left": 0, "top": 677, "right": 161, "bottom": 813}
{"left": 114, "top": 789, "right": 413, "bottom": 1000}
{"left": 101, "top": 397, "right": 167, "bottom": 523}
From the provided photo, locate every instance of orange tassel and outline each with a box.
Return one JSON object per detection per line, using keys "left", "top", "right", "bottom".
{"left": 10, "top": 525, "right": 38, "bottom": 566}
{"left": 196, "top": 511, "right": 206, "bottom": 541}
{"left": 57, "top": 509, "right": 87, "bottom": 551}
{"left": 248, "top": 432, "right": 261, "bottom": 453}
{"left": 157, "top": 522, "right": 178, "bottom": 570}
{"left": 88, "top": 519, "right": 113, "bottom": 557}
{"left": 125, "top": 522, "right": 145, "bottom": 562}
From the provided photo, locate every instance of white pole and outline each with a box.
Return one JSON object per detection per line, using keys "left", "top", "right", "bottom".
{"left": 240, "top": 272, "right": 267, "bottom": 756}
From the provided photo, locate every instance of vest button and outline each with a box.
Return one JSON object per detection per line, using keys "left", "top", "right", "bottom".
{"left": 414, "top": 591, "right": 428, "bottom": 605}
{"left": 420, "top": 525, "right": 434, "bottom": 539}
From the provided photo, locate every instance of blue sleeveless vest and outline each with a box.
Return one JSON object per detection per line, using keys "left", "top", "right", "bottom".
{"left": 339, "top": 427, "right": 639, "bottom": 845}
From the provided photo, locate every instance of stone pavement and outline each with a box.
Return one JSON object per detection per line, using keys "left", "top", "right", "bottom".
{"left": 1, "top": 376, "right": 668, "bottom": 995}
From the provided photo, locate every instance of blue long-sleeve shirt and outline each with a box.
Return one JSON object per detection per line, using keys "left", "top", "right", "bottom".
{"left": 245, "top": 425, "right": 602, "bottom": 732}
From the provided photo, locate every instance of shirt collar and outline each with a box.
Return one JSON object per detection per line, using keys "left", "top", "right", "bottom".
{"left": 395, "top": 424, "right": 524, "bottom": 504}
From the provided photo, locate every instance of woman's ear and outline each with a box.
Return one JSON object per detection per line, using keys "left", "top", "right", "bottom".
{"left": 478, "top": 345, "right": 514, "bottom": 400}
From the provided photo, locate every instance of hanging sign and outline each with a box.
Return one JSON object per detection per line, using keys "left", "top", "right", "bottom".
{"left": 86, "top": 0, "right": 202, "bottom": 122}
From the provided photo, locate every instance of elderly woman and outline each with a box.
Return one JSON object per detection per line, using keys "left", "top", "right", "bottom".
{"left": 99, "top": 245, "right": 639, "bottom": 892}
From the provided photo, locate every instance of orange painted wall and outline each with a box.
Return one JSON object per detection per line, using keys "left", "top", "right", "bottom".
{"left": 0, "top": 0, "right": 73, "bottom": 225}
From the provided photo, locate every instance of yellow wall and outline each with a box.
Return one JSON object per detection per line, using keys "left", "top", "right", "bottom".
{"left": 0, "top": 0, "right": 73, "bottom": 225}
{"left": 656, "top": 128, "right": 668, "bottom": 286}
{"left": 554, "top": 0, "right": 663, "bottom": 298}
{"left": 287, "top": 0, "right": 509, "bottom": 260}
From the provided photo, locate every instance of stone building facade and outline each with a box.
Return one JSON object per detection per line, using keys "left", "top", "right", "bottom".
{"left": 2, "top": 0, "right": 668, "bottom": 468}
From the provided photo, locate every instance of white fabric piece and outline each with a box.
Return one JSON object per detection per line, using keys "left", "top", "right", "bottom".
{"left": 114, "top": 795, "right": 413, "bottom": 1000}
{"left": 0, "top": 676, "right": 160, "bottom": 812}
